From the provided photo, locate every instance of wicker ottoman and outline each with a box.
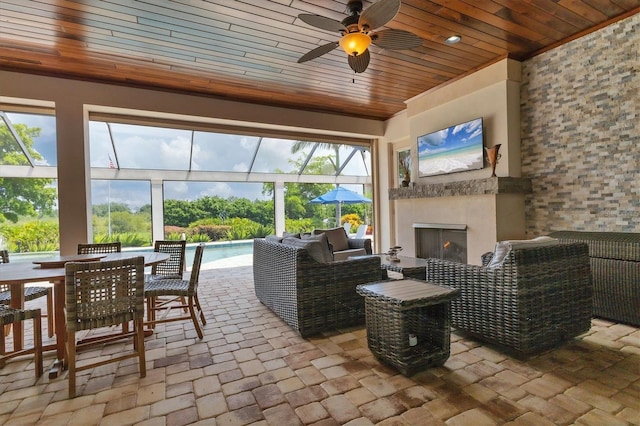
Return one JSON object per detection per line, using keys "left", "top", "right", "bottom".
{"left": 356, "top": 279, "right": 460, "bottom": 376}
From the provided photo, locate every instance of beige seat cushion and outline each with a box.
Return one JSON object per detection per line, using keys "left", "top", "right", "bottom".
{"left": 333, "top": 248, "right": 367, "bottom": 261}
{"left": 312, "top": 228, "right": 349, "bottom": 252}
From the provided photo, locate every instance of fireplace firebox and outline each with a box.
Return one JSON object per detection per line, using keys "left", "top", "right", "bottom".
{"left": 414, "top": 223, "right": 467, "bottom": 264}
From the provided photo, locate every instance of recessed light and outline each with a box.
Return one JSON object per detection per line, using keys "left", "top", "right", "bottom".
{"left": 445, "top": 35, "right": 461, "bottom": 45}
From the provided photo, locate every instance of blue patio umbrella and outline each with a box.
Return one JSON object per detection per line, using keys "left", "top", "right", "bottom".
{"left": 309, "top": 187, "right": 371, "bottom": 225}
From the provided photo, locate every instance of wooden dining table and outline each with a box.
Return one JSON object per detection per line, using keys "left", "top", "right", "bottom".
{"left": 0, "top": 251, "right": 169, "bottom": 378}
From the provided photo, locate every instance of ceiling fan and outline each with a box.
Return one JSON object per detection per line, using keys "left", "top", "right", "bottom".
{"left": 297, "top": 0, "right": 423, "bottom": 73}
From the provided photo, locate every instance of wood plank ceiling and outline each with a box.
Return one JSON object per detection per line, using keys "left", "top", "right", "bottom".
{"left": 0, "top": 1, "right": 638, "bottom": 120}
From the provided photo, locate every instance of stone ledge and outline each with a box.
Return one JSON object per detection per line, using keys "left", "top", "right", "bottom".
{"left": 389, "top": 177, "right": 532, "bottom": 200}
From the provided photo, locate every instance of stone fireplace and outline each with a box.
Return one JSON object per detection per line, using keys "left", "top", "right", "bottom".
{"left": 389, "top": 177, "right": 531, "bottom": 265}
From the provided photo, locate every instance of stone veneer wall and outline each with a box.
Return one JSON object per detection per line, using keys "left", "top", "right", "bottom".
{"left": 520, "top": 13, "right": 639, "bottom": 234}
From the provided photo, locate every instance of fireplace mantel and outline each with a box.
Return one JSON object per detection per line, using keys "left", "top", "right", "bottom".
{"left": 389, "top": 177, "right": 532, "bottom": 200}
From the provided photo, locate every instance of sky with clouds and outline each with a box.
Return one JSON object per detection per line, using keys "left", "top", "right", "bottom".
{"left": 6, "top": 112, "right": 370, "bottom": 211}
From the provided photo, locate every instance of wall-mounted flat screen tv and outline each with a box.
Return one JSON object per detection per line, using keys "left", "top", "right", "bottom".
{"left": 417, "top": 117, "right": 484, "bottom": 177}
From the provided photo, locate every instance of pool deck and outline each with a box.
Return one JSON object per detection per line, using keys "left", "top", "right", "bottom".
{"left": 201, "top": 253, "right": 252, "bottom": 270}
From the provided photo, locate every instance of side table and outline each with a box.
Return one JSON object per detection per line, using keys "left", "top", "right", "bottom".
{"left": 356, "top": 279, "right": 460, "bottom": 376}
{"left": 349, "top": 255, "right": 428, "bottom": 280}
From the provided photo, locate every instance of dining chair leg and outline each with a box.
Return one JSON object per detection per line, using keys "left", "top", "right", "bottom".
{"left": 146, "top": 297, "right": 157, "bottom": 329}
{"left": 135, "top": 318, "right": 146, "bottom": 377}
{"left": 46, "top": 289, "right": 54, "bottom": 338}
{"left": 194, "top": 294, "right": 206, "bottom": 325}
{"left": 33, "top": 310, "right": 43, "bottom": 378}
{"left": 0, "top": 329, "right": 5, "bottom": 368}
{"left": 67, "top": 330, "right": 76, "bottom": 398}
{"left": 188, "top": 296, "right": 204, "bottom": 339}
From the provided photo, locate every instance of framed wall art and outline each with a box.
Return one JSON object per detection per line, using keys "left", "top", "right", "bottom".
{"left": 398, "top": 149, "right": 411, "bottom": 187}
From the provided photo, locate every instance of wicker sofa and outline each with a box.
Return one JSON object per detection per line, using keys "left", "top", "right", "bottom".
{"left": 549, "top": 231, "right": 640, "bottom": 326}
{"left": 253, "top": 237, "right": 384, "bottom": 337}
{"left": 425, "top": 242, "right": 593, "bottom": 355}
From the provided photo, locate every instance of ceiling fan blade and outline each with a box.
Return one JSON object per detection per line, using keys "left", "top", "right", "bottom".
{"left": 371, "top": 29, "right": 423, "bottom": 50}
{"left": 359, "top": 0, "right": 401, "bottom": 31}
{"left": 298, "top": 14, "right": 346, "bottom": 32}
{"left": 348, "top": 49, "right": 370, "bottom": 73}
{"left": 298, "top": 42, "right": 339, "bottom": 63}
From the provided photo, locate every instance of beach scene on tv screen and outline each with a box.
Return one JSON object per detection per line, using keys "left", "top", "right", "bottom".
{"left": 418, "top": 118, "right": 484, "bottom": 177}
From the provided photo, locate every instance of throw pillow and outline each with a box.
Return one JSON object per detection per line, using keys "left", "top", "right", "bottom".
{"left": 283, "top": 234, "right": 333, "bottom": 263}
{"left": 312, "top": 227, "right": 349, "bottom": 252}
{"left": 487, "top": 236, "right": 559, "bottom": 268}
{"left": 265, "top": 235, "right": 284, "bottom": 243}
{"left": 283, "top": 231, "right": 301, "bottom": 239}
{"left": 302, "top": 233, "right": 334, "bottom": 259}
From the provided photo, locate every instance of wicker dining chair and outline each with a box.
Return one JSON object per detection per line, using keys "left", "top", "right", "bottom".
{"left": 0, "top": 250, "right": 54, "bottom": 338}
{"left": 65, "top": 256, "right": 146, "bottom": 398}
{"left": 77, "top": 242, "right": 122, "bottom": 254}
{"left": 146, "top": 240, "right": 186, "bottom": 281}
{"left": 145, "top": 240, "right": 188, "bottom": 315}
{"left": 0, "top": 306, "right": 43, "bottom": 379}
{"left": 144, "top": 244, "right": 206, "bottom": 339}
{"left": 76, "top": 242, "right": 128, "bottom": 333}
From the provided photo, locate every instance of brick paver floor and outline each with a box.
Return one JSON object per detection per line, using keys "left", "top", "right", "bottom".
{"left": 0, "top": 264, "right": 638, "bottom": 425}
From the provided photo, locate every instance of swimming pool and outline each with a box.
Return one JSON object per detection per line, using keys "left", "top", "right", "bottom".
{"left": 9, "top": 240, "right": 254, "bottom": 265}
{"left": 132, "top": 241, "right": 254, "bottom": 266}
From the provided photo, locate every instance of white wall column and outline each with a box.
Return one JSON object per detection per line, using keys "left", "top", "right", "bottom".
{"left": 55, "top": 100, "right": 91, "bottom": 255}
{"left": 151, "top": 179, "right": 164, "bottom": 241}
{"left": 274, "top": 181, "right": 285, "bottom": 235}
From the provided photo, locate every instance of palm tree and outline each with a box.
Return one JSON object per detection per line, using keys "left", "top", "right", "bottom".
{"left": 291, "top": 141, "right": 371, "bottom": 226}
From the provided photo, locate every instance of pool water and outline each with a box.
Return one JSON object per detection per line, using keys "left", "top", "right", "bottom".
{"left": 9, "top": 241, "right": 254, "bottom": 265}
{"left": 149, "top": 241, "right": 253, "bottom": 266}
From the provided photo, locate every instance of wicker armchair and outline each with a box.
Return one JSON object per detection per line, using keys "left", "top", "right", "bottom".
{"left": 425, "top": 242, "right": 592, "bottom": 355}
{"left": 65, "top": 257, "right": 146, "bottom": 398}
{"left": 253, "top": 238, "right": 384, "bottom": 337}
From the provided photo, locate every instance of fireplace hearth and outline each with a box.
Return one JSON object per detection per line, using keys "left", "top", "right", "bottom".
{"left": 414, "top": 224, "right": 467, "bottom": 264}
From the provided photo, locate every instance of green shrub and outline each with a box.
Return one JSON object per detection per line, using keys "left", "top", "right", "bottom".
{"left": 191, "top": 224, "right": 229, "bottom": 241}
{"left": 254, "top": 224, "right": 275, "bottom": 238}
{"left": 187, "top": 233, "right": 210, "bottom": 243}
{"left": 164, "top": 226, "right": 186, "bottom": 235}
{"left": 94, "top": 232, "right": 151, "bottom": 247}
{"left": 164, "top": 232, "right": 185, "bottom": 241}
{"left": 189, "top": 217, "right": 222, "bottom": 227}
{"left": 222, "top": 218, "right": 274, "bottom": 240}
{"left": 284, "top": 218, "right": 314, "bottom": 234}
{"left": 0, "top": 219, "right": 59, "bottom": 253}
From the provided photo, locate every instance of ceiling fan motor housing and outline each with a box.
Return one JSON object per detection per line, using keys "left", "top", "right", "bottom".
{"left": 346, "top": 0, "right": 363, "bottom": 16}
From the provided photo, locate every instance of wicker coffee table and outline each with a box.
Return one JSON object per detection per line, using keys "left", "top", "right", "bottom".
{"left": 350, "top": 255, "right": 428, "bottom": 280}
{"left": 356, "top": 279, "right": 460, "bottom": 376}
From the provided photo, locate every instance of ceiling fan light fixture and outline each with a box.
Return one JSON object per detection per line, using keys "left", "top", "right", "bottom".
{"left": 339, "top": 32, "right": 371, "bottom": 56}
{"left": 445, "top": 35, "right": 462, "bottom": 44}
